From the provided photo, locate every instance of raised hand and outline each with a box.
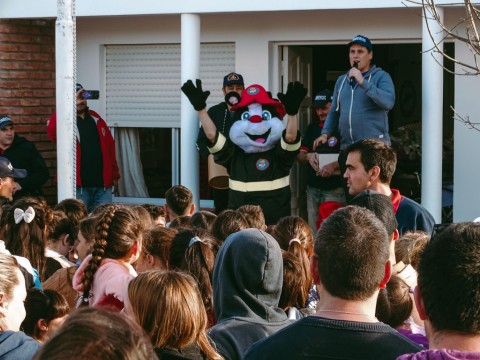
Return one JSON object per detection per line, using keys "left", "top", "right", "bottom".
{"left": 181, "top": 79, "right": 210, "bottom": 111}
{"left": 277, "top": 81, "right": 308, "bottom": 115}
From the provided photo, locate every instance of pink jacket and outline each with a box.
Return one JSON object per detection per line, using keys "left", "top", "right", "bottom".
{"left": 72, "top": 254, "right": 136, "bottom": 311}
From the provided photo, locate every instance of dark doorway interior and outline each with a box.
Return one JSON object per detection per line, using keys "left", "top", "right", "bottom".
{"left": 307, "top": 43, "right": 453, "bottom": 220}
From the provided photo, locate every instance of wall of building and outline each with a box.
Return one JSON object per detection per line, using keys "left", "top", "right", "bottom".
{"left": 0, "top": 19, "right": 57, "bottom": 203}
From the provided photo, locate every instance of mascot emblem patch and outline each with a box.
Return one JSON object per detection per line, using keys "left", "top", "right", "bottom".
{"left": 256, "top": 158, "right": 269, "bottom": 171}
{"left": 327, "top": 136, "right": 338, "bottom": 147}
{"left": 247, "top": 87, "right": 260, "bottom": 95}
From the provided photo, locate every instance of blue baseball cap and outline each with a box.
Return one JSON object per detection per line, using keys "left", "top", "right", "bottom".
{"left": 0, "top": 156, "right": 27, "bottom": 179}
{"left": 348, "top": 35, "right": 372, "bottom": 51}
{"left": 0, "top": 116, "right": 13, "bottom": 130}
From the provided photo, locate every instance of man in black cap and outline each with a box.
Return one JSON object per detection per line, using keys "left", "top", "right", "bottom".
{"left": 0, "top": 115, "right": 48, "bottom": 199}
{"left": 47, "top": 84, "right": 120, "bottom": 212}
{"left": 297, "top": 90, "right": 345, "bottom": 231}
{"left": 196, "top": 72, "right": 245, "bottom": 214}
{"left": 0, "top": 156, "right": 27, "bottom": 204}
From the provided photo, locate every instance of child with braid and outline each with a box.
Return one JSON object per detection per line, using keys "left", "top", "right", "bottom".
{"left": 72, "top": 205, "right": 142, "bottom": 311}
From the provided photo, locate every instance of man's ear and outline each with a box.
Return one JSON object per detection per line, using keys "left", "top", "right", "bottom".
{"left": 414, "top": 286, "right": 428, "bottom": 320}
{"left": 370, "top": 165, "right": 381, "bottom": 182}
{"left": 393, "top": 228, "right": 399, "bottom": 241}
{"left": 310, "top": 255, "right": 321, "bottom": 285}
{"left": 379, "top": 260, "right": 392, "bottom": 289}
{"left": 189, "top": 203, "right": 195, "bottom": 216}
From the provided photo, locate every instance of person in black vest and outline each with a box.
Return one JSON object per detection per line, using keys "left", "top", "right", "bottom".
{"left": 297, "top": 90, "right": 345, "bottom": 231}
{"left": 196, "top": 72, "right": 245, "bottom": 214}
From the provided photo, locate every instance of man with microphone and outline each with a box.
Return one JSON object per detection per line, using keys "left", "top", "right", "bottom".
{"left": 315, "top": 35, "right": 395, "bottom": 190}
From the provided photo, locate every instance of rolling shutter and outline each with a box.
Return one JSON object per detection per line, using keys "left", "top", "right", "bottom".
{"left": 105, "top": 43, "right": 235, "bottom": 128}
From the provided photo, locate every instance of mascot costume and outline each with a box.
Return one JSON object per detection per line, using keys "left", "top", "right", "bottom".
{"left": 182, "top": 79, "right": 307, "bottom": 224}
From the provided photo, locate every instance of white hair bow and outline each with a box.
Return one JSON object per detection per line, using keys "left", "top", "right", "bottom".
{"left": 14, "top": 207, "right": 36, "bottom": 224}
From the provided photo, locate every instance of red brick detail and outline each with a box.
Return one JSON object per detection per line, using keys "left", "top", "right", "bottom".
{"left": 0, "top": 19, "right": 57, "bottom": 204}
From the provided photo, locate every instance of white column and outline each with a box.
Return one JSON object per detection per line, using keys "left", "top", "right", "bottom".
{"left": 180, "top": 14, "right": 201, "bottom": 211}
{"left": 55, "top": 0, "right": 76, "bottom": 201}
{"left": 421, "top": 6, "right": 444, "bottom": 223}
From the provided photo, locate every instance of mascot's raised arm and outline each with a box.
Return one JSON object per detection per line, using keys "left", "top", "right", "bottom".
{"left": 182, "top": 79, "right": 307, "bottom": 224}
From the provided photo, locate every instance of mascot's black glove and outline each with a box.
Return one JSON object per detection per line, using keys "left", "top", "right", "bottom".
{"left": 181, "top": 79, "right": 210, "bottom": 111}
{"left": 277, "top": 81, "right": 308, "bottom": 115}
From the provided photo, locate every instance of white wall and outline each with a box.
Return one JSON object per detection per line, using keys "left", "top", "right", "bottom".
{"left": 52, "top": 6, "right": 480, "bottom": 220}
{"left": 454, "top": 41, "right": 480, "bottom": 222}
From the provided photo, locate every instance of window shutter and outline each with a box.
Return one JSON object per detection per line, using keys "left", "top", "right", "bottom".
{"left": 105, "top": 43, "right": 235, "bottom": 128}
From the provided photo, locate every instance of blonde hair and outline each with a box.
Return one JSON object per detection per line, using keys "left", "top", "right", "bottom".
{"left": 128, "top": 271, "right": 223, "bottom": 360}
{"left": 0, "top": 253, "right": 21, "bottom": 331}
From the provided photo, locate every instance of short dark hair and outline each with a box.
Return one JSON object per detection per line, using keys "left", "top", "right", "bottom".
{"left": 315, "top": 206, "right": 389, "bottom": 300}
{"left": 211, "top": 209, "right": 249, "bottom": 243}
{"left": 237, "top": 205, "right": 266, "bottom": 230}
{"left": 140, "top": 204, "right": 165, "bottom": 221}
{"left": 345, "top": 139, "right": 397, "bottom": 184}
{"left": 418, "top": 222, "right": 480, "bottom": 333}
{"left": 165, "top": 185, "right": 193, "bottom": 216}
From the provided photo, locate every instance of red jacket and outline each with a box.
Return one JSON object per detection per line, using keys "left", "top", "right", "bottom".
{"left": 47, "top": 110, "right": 120, "bottom": 187}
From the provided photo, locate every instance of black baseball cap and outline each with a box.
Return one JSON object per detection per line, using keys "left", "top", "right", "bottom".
{"left": 349, "top": 189, "right": 398, "bottom": 235}
{"left": 0, "top": 157, "right": 27, "bottom": 179}
{"left": 76, "top": 83, "right": 83, "bottom": 92}
{"left": 311, "top": 89, "right": 333, "bottom": 109}
{"left": 0, "top": 116, "right": 13, "bottom": 130}
{"left": 223, "top": 72, "right": 244, "bottom": 87}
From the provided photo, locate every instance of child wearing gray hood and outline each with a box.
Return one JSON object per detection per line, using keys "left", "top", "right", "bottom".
{"left": 208, "top": 228, "right": 293, "bottom": 360}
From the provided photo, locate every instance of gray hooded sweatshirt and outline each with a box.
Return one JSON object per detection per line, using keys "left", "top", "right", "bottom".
{"left": 208, "top": 228, "right": 293, "bottom": 360}
{"left": 322, "top": 64, "right": 395, "bottom": 149}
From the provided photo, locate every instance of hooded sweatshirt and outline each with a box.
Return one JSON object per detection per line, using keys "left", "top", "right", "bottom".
{"left": 322, "top": 64, "right": 395, "bottom": 149}
{"left": 397, "top": 349, "right": 480, "bottom": 360}
{"left": 0, "top": 331, "right": 40, "bottom": 360}
{"left": 208, "top": 228, "right": 293, "bottom": 360}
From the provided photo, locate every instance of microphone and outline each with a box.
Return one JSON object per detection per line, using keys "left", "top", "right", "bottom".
{"left": 350, "top": 61, "right": 359, "bottom": 86}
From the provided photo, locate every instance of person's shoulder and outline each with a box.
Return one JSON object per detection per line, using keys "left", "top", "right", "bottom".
{"left": 0, "top": 331, "right": 40, "bottom": 358}
{"left": 398, "top": 195, "right": 431, "bottom": 215}
{"left": 244, "top": 317, "right": 311, "bottom": 358}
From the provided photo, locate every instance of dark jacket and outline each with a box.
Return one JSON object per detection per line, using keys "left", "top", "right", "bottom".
{"left": 1, "top": 134, "right": 49, "bottom": 197}
{"left": 208, "top": 229, "right": 293, "bottom": 360}
{"left": 196, "top": 102, "right": 234, "bottom": 159}
{"left": 47, "top": 109, "right": 120, "bottom": 187}
{"left": 0, "top": 331, "right": 40, "bottom": 360}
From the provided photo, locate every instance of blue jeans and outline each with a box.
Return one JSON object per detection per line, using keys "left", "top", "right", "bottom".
{"left": 76, "top": 186, "right": 113, "bottom": 213}
{"left": 306, "top": 185, "right": 346, "bottom": 232}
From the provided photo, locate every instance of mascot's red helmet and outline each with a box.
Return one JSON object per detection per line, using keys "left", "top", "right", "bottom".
{"left": 231, "top": 84, "right": 286, "bottom": 119}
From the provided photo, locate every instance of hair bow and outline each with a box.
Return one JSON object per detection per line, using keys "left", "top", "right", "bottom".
{"left": 14, "top": 206, "right": 36, "bottom": 224}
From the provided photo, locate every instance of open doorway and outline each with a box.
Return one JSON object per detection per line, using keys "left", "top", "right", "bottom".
{"left": 282, "top": 43, "right": 454, "bottom": 222}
